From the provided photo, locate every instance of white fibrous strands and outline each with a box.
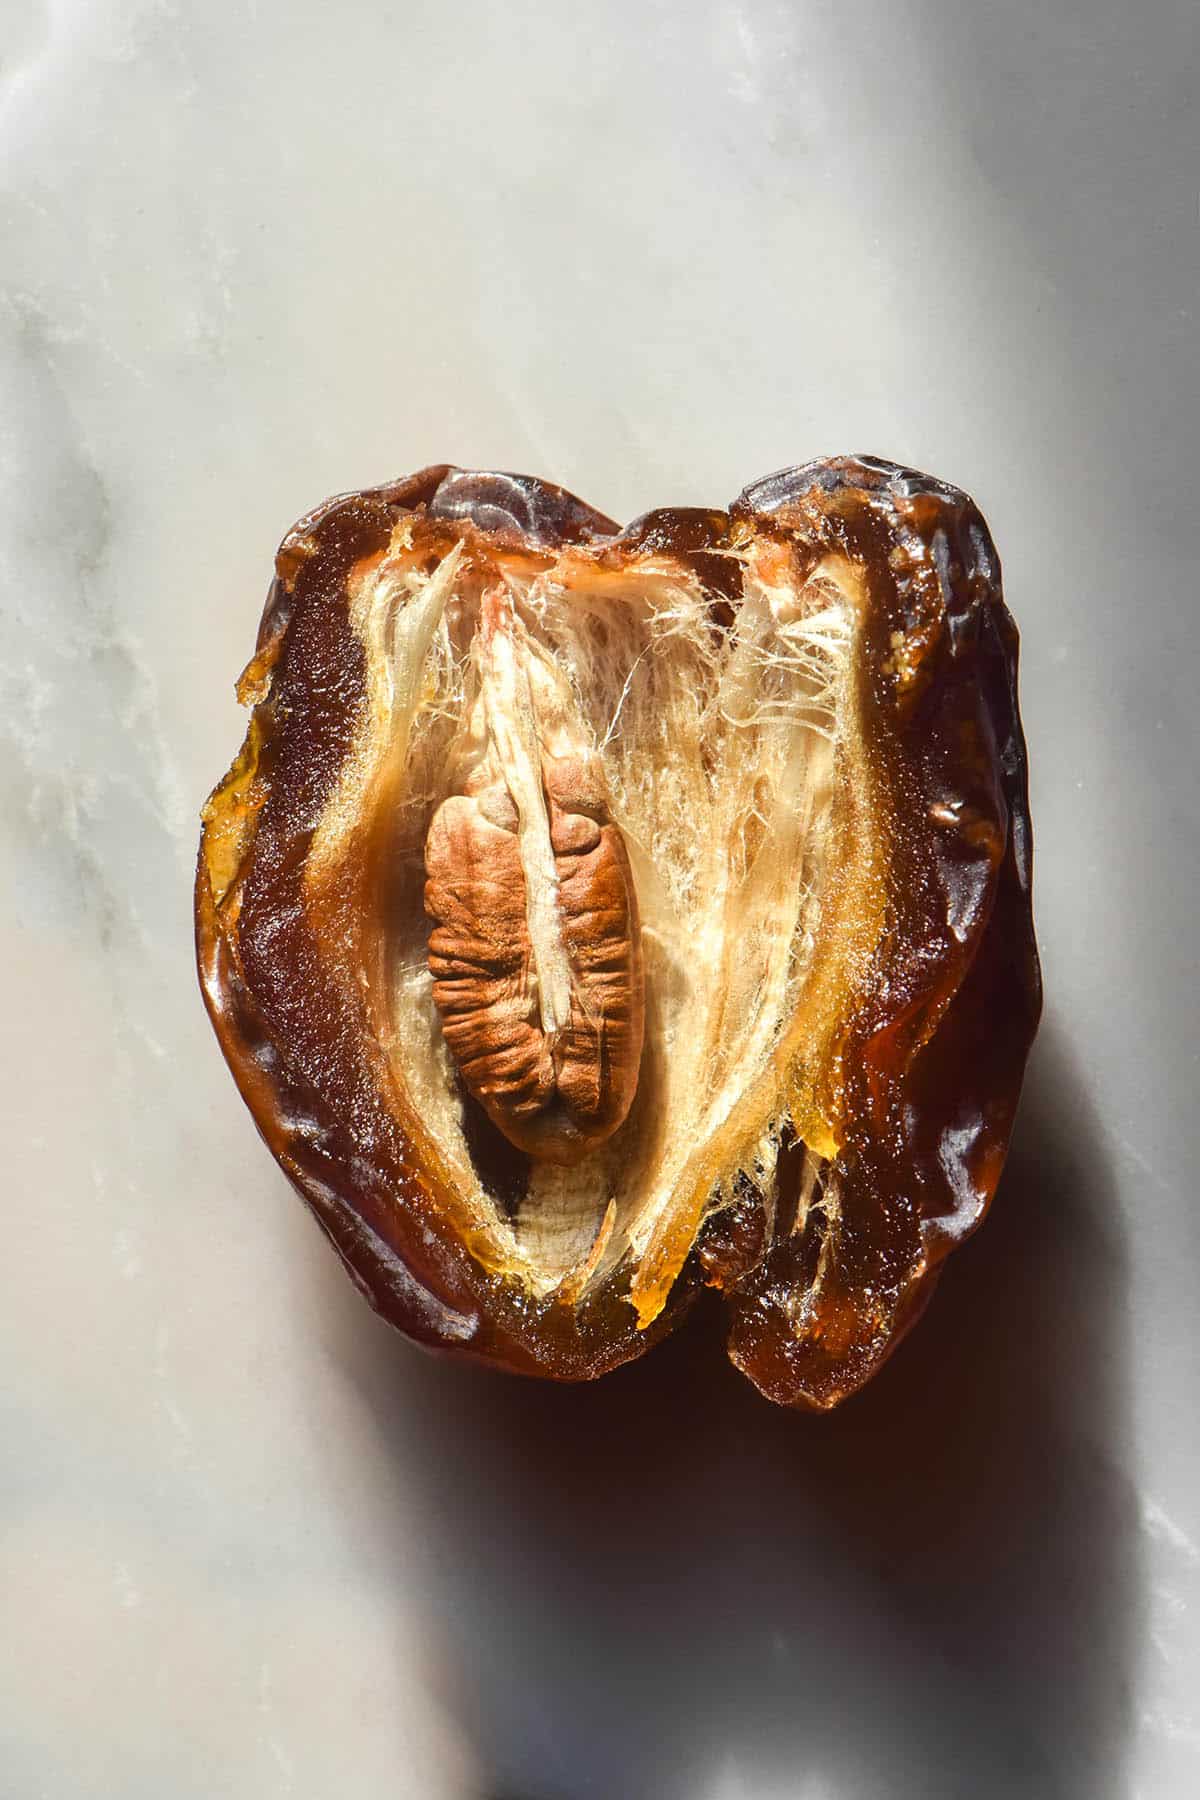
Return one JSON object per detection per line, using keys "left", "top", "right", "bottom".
{"left": 327, "top": 531, "right": 858, "bottom": 1301}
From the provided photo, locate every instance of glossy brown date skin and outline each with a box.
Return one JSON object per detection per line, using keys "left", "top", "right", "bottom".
{"left": 196, "top": 457, "right": 1041, "bottom": 1410}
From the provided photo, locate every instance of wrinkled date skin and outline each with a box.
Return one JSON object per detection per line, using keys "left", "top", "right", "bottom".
{"left": 196, "top": 456, "right": 1041, "bottom": 1410}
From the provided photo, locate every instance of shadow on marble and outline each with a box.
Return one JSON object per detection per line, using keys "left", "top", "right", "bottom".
{"left": 318, "top": 1020, "right": 1141, "bottom": 1800}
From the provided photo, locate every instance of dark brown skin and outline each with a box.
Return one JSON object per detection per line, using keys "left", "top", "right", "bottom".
{"left": 196, "top": 457, "right": 1041, "bottom": 1409}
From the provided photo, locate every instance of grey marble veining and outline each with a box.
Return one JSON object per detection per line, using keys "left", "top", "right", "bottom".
{"left": 2, "top": 1, "right": 1198, "bottom": 1795}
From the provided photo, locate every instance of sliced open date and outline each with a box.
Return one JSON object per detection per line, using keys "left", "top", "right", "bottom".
{"left": 196, "top": 457, "right": 1041, "bottom": 1410}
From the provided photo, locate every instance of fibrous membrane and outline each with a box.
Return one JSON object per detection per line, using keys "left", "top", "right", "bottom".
{"left": 306, "top": 525, "right": 870, "bottom": 1324}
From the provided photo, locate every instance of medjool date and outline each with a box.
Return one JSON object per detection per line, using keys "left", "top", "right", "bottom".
{"left": 196, "top": 456, "right": 1041, "bottom": 1409}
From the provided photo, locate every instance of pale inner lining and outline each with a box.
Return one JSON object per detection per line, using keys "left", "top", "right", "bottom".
{"left": 350, "top": 539, "right": 856, "bottom": 1297}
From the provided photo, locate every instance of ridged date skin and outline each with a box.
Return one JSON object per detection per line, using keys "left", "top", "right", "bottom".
{"left": 424, "top": 784, "right": 645, "bottom": 1163}
{"left": 195, "top": 456, "right": 1042, "bottom": 1410}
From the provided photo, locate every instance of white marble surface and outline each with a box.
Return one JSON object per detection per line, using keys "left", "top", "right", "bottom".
{"left": 3, "top": 1, "right": 1198, "bottom": 1794}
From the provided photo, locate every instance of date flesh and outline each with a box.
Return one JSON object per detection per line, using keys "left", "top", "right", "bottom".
{"left": 196, "top": 457, "right": 1041, "bottom": 1410}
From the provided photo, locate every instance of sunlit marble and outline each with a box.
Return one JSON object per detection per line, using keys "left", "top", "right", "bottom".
{"left": 3, "top": 1, "right": 1198, "bottom": 1795}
